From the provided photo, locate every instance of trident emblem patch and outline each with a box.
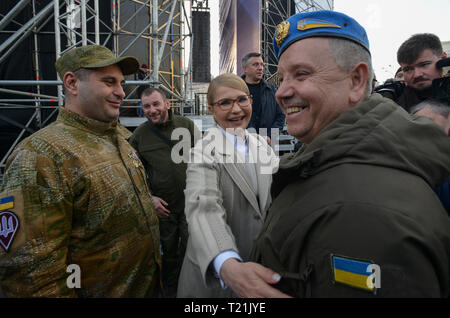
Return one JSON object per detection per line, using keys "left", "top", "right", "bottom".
{"left": 0, "top": 211, "right": 19, "bottom": 252}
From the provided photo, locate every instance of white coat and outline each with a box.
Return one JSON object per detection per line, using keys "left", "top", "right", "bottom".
{"left": 177, "top": 126, "right": 279, "bottom": 297}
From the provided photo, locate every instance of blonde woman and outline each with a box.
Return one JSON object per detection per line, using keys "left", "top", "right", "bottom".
{"left": 177, "top": 73, "right": 288, "bottom": 298}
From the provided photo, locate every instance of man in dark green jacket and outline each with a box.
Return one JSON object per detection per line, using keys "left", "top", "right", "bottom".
{"left": 129, "top": 87, "right": 200, "bottom": 297}
{"left": 249, "top": 10, "right": 450, "bottom": 297}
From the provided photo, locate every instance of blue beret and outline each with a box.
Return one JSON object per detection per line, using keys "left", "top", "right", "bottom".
{"left": 274, "top": 10, "right": 370, "bottom": 60}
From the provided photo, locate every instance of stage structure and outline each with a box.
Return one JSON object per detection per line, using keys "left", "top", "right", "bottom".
{"left": 261, "top": 0, "right": 333, "bottom": 84}
{"left": 0, "top": 0, "right": 196, "bottom": 177}
{"left": 219, "top": 0, "right": 260, "bottom": 76}
{"left": 191, "top": 0, "right": 210, "bottom": 83}
{"left": 0, "top": 0, "right": 333, "bottom": 178}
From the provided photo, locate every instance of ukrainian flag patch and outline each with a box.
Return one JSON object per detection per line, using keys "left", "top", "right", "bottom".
{"left": 331, "top": 254, "right": 377, "bottom": 293}
{"left": 0, "top": 196, "right": 14, "bottom": 211}
{"left": 297, "top": 18, "right": 341, "bottom": 31}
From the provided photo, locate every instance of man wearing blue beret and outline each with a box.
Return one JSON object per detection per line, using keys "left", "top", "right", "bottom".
{"left": 248, "top": 10, "right": 450, "bottom": 297}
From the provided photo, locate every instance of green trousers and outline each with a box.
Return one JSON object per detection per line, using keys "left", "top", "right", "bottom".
{"left": 159, "top": 206, "right": 188, "bottom": 297}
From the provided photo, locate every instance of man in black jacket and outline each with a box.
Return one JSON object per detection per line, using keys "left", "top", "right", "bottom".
{"left": 395, "top": 33, "right": 447, "bottom": 111}
{"left": 241, "top": 52, "right": 285, "bottom": 142}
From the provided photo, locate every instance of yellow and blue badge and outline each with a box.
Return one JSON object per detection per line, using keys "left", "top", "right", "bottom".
{"left": 128, "top": 151, "right": 141, "bottom": 168}
{"left": 331, "top": 254, "right": 379, "bottom": 294}
{"left": 0, "top": 196, "right": 14, "bottom": 211}
{"left": 0, "top": 210, "right": 19, "bottom": 252}
{"left": 297, "top": 18, "right": 341, "bottom": 31}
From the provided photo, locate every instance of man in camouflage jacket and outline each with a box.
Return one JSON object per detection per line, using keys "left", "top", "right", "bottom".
{"left": 0, "top": 45, "right": 161, "bottom": 297}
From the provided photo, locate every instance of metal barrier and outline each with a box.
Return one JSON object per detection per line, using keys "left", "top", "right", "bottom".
{"left": 275, "top": 134, "right": 297, "bottom": 153}
{"left": 194, "top": 92, "right": 209, "bottom": 115}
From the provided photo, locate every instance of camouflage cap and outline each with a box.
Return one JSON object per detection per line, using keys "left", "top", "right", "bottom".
{"left": 55, "top": 45, "right": 139, "bottom": 78}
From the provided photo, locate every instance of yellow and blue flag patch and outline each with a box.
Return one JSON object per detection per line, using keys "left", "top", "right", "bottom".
{"left": 297, "top": 18, "right": 341, "bottom": 31}
{"left": 128, "top": 151, "right": 142, "bottom": 168}
{"left": 331, "top": 254, "right": 376, "bottom": 293}
{"left": 0, "top": 196, "right": 14, "bottom": 211}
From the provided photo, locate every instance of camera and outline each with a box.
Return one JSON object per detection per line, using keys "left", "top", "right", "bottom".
{"left": 432, "top": 57, "right": 450, "bottom": 102}
{"left": 374, "top": 78, "right": 405, "bottom": 101}
{"left": 432, "top": 77, "right": 450, "bottom": 101}
{"left": 375, "top": 57, "right": 450, "bottom": 103}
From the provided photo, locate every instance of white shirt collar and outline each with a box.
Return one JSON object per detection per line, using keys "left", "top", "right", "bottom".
{"left": 217, "top": 125, "right": 249, "bottom": 155}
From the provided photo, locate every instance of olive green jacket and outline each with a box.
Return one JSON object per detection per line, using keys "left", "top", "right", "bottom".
{"left": 252, "top": 94, "right": 450, "bottom": 297}
{"left": 0, "top": 107, "right": 161, "bottom": 297}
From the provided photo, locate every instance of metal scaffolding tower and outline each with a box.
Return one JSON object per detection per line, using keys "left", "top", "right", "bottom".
{"left": 0, "top": 0, "right": 194, "bottom": 175}
{"left": 261, "top": 0, "right": 334, "bottom": 84}
{"left": 0, "top": 0, "right": 332, "bottom": 177}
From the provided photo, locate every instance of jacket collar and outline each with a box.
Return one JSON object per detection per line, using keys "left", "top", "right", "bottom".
{"left": 57, "top": 107, "right": 131, "bottom": 138}
{"left": 241, "top": 74, "right": 271, "bottom": 90}
{"left": 278, "top": 94, "right": 450, "bottom": 188}
{"left": 203, "top": 125, "right": 276, "bottom": 215}
{"left": 207, "top": 125, "right": 266, "bottom": 156}
{"left": 215, "top": 124, "right": 250, "bottom": 155}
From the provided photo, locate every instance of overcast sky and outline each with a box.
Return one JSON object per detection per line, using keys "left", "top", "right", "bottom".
{"left": 334, "top": 0, "right": 450, "bottom": 82}
{"left": 208, "top": 0, "right": 449, "bottom": 83}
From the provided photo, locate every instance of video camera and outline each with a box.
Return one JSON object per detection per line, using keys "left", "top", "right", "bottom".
{"left": 374, "top": 78, "right": 405, "bottom": 100}
{"left": 374, "top": 57, "right": 450, "bottom": 102}
{"left": 432, "top": 57, "right": 450, "bottom": 101}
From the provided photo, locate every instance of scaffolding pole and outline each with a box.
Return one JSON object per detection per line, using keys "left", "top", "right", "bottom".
{"left": 0, "top": 0, "right": 194, "bottom": 175}
{"left": 0, "top": 0, "right": 31, "bottom": 31}
{"left": 0, "top": 1, "right": 54, "bottom": 64}
{"left": 261, "top": 0, "right": 334, "bottom": 83}
{"left": 151, "top": 0, "right": 159, "bottom": 84}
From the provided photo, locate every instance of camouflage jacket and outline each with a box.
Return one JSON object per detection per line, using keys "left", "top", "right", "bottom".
{"left": 0, "top": 107, "right": 161, "bottom": 297}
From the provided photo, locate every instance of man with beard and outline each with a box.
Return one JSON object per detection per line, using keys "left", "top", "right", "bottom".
{"left": 396, "top": 33, "right": 448, "bottom": 111}
{"left": 129, "top": 87, "right": 200, "bottom": 297}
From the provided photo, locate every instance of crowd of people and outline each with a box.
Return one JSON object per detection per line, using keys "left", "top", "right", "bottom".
{"left": 0, "top": 9, "right": 449, "bottom": 298}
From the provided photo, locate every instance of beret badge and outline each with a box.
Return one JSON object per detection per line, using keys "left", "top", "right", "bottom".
{"left": 275, "top": 21, "right": 290, "bottom": 47}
